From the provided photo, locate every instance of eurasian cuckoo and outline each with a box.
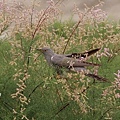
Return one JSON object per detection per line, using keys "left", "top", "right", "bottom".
{"left": 37, "top": 47, "right": 108, "bottom": 82}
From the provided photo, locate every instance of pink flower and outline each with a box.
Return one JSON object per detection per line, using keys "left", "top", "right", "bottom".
{"left": 115, "top": 93, "right": 120, "bottom": 98}
{"left": 116, "top": 70, "right": 120, "bottom": 78}
{"left": 90, "top": 8, "right": 107, "bottom": 21}
{"left": 102, "top": 89, "right": 108, "bottom": 96}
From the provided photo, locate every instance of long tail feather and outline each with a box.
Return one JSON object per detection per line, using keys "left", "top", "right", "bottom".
{"left": 85, "top": 73, "right": 109, "bottom": 82}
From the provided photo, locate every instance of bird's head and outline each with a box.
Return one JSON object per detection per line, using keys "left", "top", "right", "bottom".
{"left": 36, "top": 47, "right": 54, "bottom": 57}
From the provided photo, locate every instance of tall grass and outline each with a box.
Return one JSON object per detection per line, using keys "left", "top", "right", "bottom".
{"left": 0, "top": 0, "right": 120, "bottom": 120}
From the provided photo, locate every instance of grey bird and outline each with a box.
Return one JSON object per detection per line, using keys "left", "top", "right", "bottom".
{"left": 37, "top": 47, "right": 108, "bottom": 82}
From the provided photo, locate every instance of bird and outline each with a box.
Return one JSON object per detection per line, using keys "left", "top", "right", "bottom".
{"left": 37, "top": 47, "right": 108, "bottom": 82}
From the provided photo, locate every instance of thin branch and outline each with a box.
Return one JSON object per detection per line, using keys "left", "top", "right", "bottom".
{"left": 56, "top": 87, "right": 63, "bottom": 104}
{"left": 62, "top": 20, "right": 82, "bottom": 54}
{"left": 2, "top": 100, "right": 14, "bottom": 112}
{"left": 62, "top": 8, "right": 90, "bottom": 54}
{"left": 2, "top": 0, "right": 6, "bottom": 21}
{"left": 28, "top": 81, "right": 44, "bottom": 99}
{"left": 98, "top": 108, "right": 112, "bottom": 120}
{"left": 98, "top": 106, "right": 120, "bottom": 120}
{"left": 26, "top": 0, "right": 62, "bottom": 69}
{"left": 32, "top": 0, "right": 62, "bottom": 39}
{"left": 30, "top": 0, "right": 36, "bottom": 29}
{"left": 51, "top": 102, "right": 70, "bottom": 119}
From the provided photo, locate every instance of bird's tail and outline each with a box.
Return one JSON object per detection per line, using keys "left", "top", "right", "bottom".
{"left": 85, "top": 73, "right": 109, "bottom": 82}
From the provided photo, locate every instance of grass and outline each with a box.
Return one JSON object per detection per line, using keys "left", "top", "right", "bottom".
{"left": 0, "top": 20, "right": 120, "bottom": 120}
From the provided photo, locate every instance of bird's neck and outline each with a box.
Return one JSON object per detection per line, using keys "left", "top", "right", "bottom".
{"left": 44, "top": 52, "right": 54, "bottom": 65}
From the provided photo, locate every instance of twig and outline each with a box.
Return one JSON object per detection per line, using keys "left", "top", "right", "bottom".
{"left": 62, "top": 8, "right": 90, "bottom": 54}
{"left": 98, "top": 106, "right": 120, "bottom": 120}
{"left": 34, "top": 54, "right": 41, "bottom": 62}
{"left": 28, "top": 81, "right": 44, "bottom": 99}
{"left": 1, "top": 51, "right": 9, "bottom": 63}
{"left": 98, "top": 108, "right": 112, "bottom": 120}
{"left": 2, "top": 100, "right": 13, "bottom": 112}
{"left": 2, "top": 0, "right": 6, "bottom": 21}
{"left": 32, "top": 0, "right": 62, "bottom": 39}
{"left": 81, "top": 85, "right": 90, "bottom": 94}
{"left": 26, "top": 0, "right": 62, "bottom": 69}
{"left": 30, "top": 0, "right": 36, "bottom": 28}
{"left": 51, "top": 102, "right": 70, "bottom": 119}
{"left": 81, "top": 80, "right": 96, "bottom": 94}
{"left": 56, "top": 87, "right": 63, "bottom": 104}
{"left": 62, "top": 20, "right": 82, "bottom": 54}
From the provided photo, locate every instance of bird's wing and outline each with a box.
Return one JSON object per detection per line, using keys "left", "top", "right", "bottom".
{"left": 51, "top": 55, "right": 100, "bottom": 68}
{"left": 65, "top": 48, "right": 100, "bottom": 59}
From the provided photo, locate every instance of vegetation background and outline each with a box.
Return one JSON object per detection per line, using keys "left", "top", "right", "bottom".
{"left": 0, "top": 0, "right": 120, "bottom": 120}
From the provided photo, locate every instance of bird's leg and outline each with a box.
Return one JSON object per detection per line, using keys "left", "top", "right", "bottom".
{"left": 55, "top": 66, "right": 63, "bottom": 75}
{"left": 54, "top": 66, "right": 64, "bottom": 79}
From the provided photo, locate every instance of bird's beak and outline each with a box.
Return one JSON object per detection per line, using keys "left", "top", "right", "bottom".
{"left": 36, "top": 48, "right": 42, "bottom": 52}
{"left": 34, "top": 48, "right": 42, "bottom": 61}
